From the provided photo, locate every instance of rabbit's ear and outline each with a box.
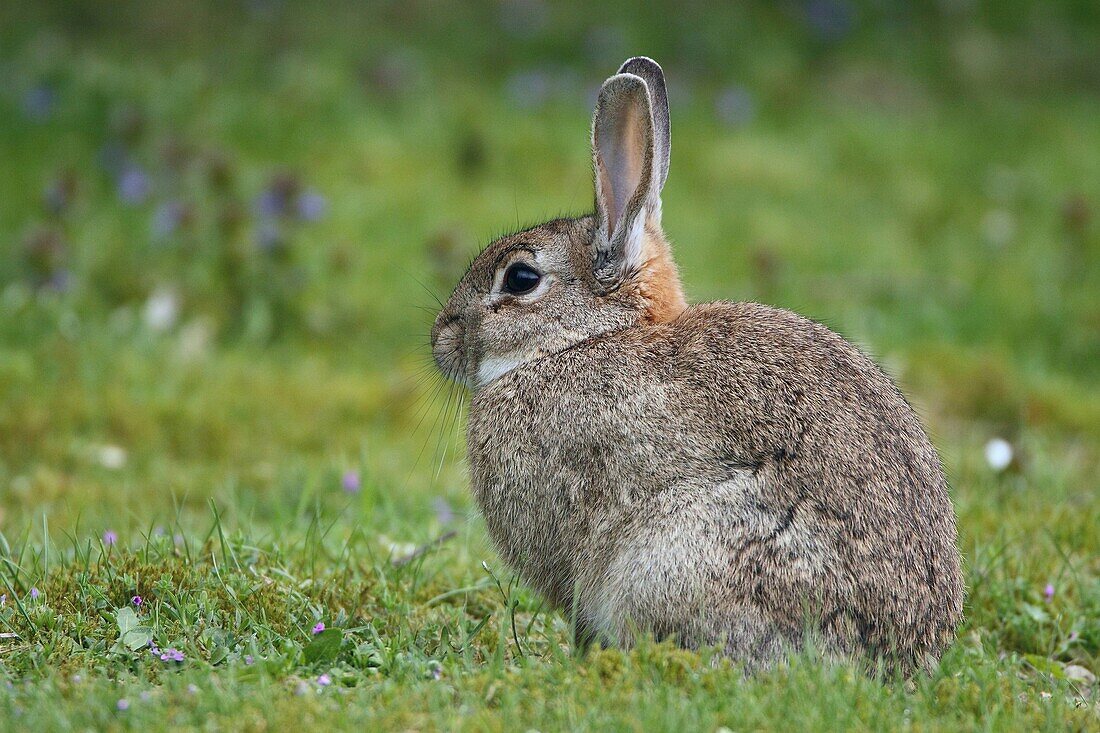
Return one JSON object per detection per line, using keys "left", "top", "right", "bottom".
{"left": 616, "top": 57, "right": 670, "bottom": 190}
{"left": 591, "top": 70, "right": 664, "bottom": 288}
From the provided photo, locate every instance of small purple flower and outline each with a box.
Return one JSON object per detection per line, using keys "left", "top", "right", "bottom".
{"left": 244, "top": 654, "right": 254, "bottom": 665}
{"left": 1069, "top": 631, "right": 1079, "bottom": 641}
{"left": 1043, "top": 584, "right": 1055, "bottom": 602}
{"left": 255, "top": 173, "right": 302, "bottom": 218}
{"left": 317, "top": 673, "right": 332, "bottom": 687}
{"left": 43, "top": 268, "right": 73, "bottom": 293}
{"left": 117, "top": 166, "right": 150, "bottom": 205}
{"left": 295, "top": 190, "right": 328, "bottom": 221}
{"left": 255, "top": 188, "right": 287, "bottom": 218}
{"left": 341, "top": 470, "right": 361, "bottom": 494}
{"left": 131, "top": 595, "right": 143, "bottom": 607}
{"left": 23, "top": 85, "right": 57, "bottom": 121}
{"left": 44, "top": 268, "right": 73, "bottom": 293}
{"left": 159, "top": 647, "right": 185, "bottom": 662}
{"left": 187, "top": 684, "right": 199, "bottom": 695}
{"left": 312, "top": 622, "right": 325, "bottom": 635}
{"left": 116, "top": 698, "right": 130, "bottom": 711}
{"left": 103, "top": 530, "right": 118, "bottom": 546}
{"left": 804, "top": 0, "right": 855, "bottom": 43}
{"left": 29, "top": 587, "right": 39, "bottom": 601}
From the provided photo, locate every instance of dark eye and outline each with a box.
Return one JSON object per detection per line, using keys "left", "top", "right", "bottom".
{"left": 502, "top": 263, "right": 541, "bottom": 295}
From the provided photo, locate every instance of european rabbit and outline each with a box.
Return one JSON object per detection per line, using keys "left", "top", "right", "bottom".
{"left": 432, "top": 57, "right": 963, "bottom": 672}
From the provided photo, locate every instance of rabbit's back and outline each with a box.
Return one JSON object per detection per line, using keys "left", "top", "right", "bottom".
{"left": 468, "top": 300, "right": 963, "bottom": 670}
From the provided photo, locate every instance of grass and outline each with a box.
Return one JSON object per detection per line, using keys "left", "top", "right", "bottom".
{"left": 0, "top": 1, "right": 1098, "bottom": 730}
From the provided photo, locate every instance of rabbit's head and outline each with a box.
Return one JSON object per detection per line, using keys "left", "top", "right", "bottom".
{"left": 432, "top": 58, "right": 687, "bottom": 388}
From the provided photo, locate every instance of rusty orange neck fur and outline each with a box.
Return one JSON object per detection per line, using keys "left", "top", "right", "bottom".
{"left": 626, "top": 221, "right": 687, "bottom": 324}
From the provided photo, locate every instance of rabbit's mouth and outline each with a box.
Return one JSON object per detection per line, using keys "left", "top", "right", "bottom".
{"left": 431, "top": 314, "right": 528, "bottom": 389}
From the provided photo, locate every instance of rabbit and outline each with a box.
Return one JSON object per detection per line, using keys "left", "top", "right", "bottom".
{"left": 431, "top": 57, "right": 963, "bottom": 673}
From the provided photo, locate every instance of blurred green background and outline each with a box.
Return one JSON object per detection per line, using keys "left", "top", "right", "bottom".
{"left": 2, "top": 0, "right": 1098, "bottom": 543}
{"left": 1, "top": 1, "right": 1099, "bottom": 728}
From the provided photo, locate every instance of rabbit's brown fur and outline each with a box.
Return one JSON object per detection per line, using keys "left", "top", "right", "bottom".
{"left": 432, "top": 59, "right": 963, "bottom": 672}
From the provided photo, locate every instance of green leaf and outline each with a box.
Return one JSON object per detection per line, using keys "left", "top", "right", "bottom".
{"left": 1020, "top": 603, "right": 1050, "bottom": 624}
{"left": 209, "top": 646, "right": 229, "bottom": 666}
{"left": 304, "top": 628, "right": 343, "bottom": 665}
{"left": 115, "top": 607, "right": 138, "bottom": 635}
{"left": 122, "top": 626, "right": 154, "bottom": 651}
{"left": 1023, "top": 654, "right": 1066, "bottom": 679}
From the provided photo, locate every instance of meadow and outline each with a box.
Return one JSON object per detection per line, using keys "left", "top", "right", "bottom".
{"left": 0, "top": 2, "right": 1098, "bottom": 730}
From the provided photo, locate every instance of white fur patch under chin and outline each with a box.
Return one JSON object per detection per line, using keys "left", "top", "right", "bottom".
{"left": 476, "top": 356, "right": 523, "bottom": 388}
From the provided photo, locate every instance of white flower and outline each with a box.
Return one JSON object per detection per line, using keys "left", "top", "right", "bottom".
{"left": 378, "top": 535, "right": 416, "bottom": 557}
{"left": 98, "top": 445, "right": 127, "bottom": 470}
{"left": 983, "top": 438, "right": 1013, "bottom": 472}
{"left": 143, "top": 287, "right": 180, "bottom": 332}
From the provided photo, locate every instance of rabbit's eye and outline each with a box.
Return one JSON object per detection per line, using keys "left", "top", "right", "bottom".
{"left": 502, "top": 263, "right": 541, "bottom": 295}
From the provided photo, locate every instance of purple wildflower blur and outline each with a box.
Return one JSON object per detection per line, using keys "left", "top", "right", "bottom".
{"left": 295, "top": 190, "right": 328, "bottom": 221}
{"left": 23, "top": 86, "right": 57, "bottom": 121}
{"left": 341, "top": 470, "right": 361, "bottom": 494}
{"left": 103, "top": 530, "right": 118, "bottom": 546}
{"left": 117, "top": 166, "right": 150, "bottom": 205}
{"left": 312, "top": 622, "right": 325, "bottom": 635}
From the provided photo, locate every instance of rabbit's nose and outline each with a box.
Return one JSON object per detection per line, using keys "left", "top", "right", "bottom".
{"left": 431, "top": 315, "right": 466, "bottom": 382}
